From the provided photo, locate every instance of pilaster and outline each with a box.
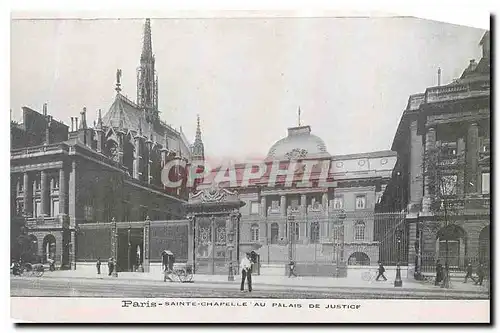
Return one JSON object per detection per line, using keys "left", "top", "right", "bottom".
{"left": 23, "top": 172, "right": 32, "bottom": 217}
{"left": 259, "top": 196, "right": 267, "bottom": 244}
{"left": 59, "top": 167, "right": 67, "bottom": 215}
{"left": 466, "top": 123, "right": 479, "bottom": 194}
{"left": 40, "top": 170, "right": 48, "bottom": 216}
{"left": 68, "top": 160, "right": 77, "bottom": 227}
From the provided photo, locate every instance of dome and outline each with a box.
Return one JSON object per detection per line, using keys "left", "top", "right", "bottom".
{"left": 267, "top": 125, "right": 330, "bottom": 160}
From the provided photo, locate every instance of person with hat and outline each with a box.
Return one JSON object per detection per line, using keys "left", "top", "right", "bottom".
{"left": 240, "top": 252, "right": 253, "bottom": 292}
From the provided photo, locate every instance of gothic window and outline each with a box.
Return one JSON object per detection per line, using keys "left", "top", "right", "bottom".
{"left": 355, "top": 195, "right": 366, "bottom": 210}
{"left": 250, "top": 202, "right": 260, "bottom": 215}
{"left": 354, "top": 221, "right": 366, "bottom": 241}
{"left": 310, "top": 222, "right": 320, "bottom": 244}
{"left": 333, "top": 196, "right": 344, "bottom": 210}
{"left": 440, "top": 175, "right": 457, "bottom": 196}
{"left": 250, "top": 224, "right": 259, "bottom": 242}
{"left": 482, "top": 172, "right": 490, "bottom": 195}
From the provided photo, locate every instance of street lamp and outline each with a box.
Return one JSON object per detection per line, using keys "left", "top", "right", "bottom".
{"left": 127, "top": 226, "right": 131, "bottom": 272}
{"left": 394, "top": 227, "right": 403, "bottom": 287}
{"left": 288, "top": 214, "right": 295, "bottom": 264}
{"left": 333, "top": 210, "right": 347, "bottom": 278}
{"left": 111, "top": 217, "right": 118, "bottom": 277}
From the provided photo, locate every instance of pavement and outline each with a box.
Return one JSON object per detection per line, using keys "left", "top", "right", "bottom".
{"left": 25, "top": 268, "right": 489, "bottom": 297}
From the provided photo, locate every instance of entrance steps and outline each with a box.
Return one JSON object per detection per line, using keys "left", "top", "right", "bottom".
{"left": 259, "top": 264, "right": 286, "bottom": 276}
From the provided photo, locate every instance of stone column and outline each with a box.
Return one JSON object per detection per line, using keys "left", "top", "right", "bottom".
{"left": 70, "top": 230, "right": 76, "bottom": 270}
{"left": 187, "top": 218, "right": 194, "bottom": 266}
{"left": 210, "top": 216, "right": 216, "bottom": 274}
{"left": 146, "top": 140, "right": 153, "bottom": 185}
{"left": 40, "top": 170, "right": 48, "bottom": 216}
{"left": 259, "top": 196, "right": 267, "bottom": 244}
{"left": 68, "top": 160, "right": 77, "bottom": 227}
{"left": 423, "top": 127, "right": 436, "bottom": 212}
{"left": 133, "top": 137, "right": 142, "bottom": 180}
{"left": 23, "top": 172, "right": 32, "bottom": 217}
{"left": 59, "top": 167, "right": 67, "bottom": 215}
{"left": 300, "top": 194, "right": 307, "bottom": 243}
{"left": 279, "top": 195, "right": 286, "bottom": 239}
{"left": 321, "top": 192, "right": 329, "bottom": 240}
{"left": 457, "top": 137, "right": 466, "bottom": 195}
{"left": 409, "top": 120, "right": 424, "bottom": 211}
{"left": 466, "top": 123, "right": 479, "bottom": 194}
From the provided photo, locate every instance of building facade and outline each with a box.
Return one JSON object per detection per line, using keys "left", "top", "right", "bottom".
{"left": 10, "top": 19, "right": 204, "bottom": 270}
{"left": 380, "top": 32, "right": 490, "bottom": 275}
{"left": 200, "top": 124, "right": 398, "bottom": 274}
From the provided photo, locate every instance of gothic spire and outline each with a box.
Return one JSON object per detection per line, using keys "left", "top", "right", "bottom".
{"left": 192, "top": 114, "right": 205, "bottom": 160}
{"left": 96, "top": 108, "right": 103, "bottom": 129}
{"left": 141, "top": 18, "right": 153, "bottom": 62}
{"left": 195, "top": 114, "right": 202, "bottom": 141}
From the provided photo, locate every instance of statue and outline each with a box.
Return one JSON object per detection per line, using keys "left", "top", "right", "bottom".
{"left": 116, "top": 69, "right": 122, "bottom": 85}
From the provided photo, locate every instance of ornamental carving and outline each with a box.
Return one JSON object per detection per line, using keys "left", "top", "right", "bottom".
{"left": 189, "top": 186, "right": 239, "bottom": 204}
{"left": 216, "top": 226, "right": 226, "bottom": 245}
{"left": 285, "top": 148, "right": 308, "bottom": 160}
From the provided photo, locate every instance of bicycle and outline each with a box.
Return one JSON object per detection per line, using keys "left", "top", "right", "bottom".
{"left": 361, "top": 269, "right": 378, "bottom": 282}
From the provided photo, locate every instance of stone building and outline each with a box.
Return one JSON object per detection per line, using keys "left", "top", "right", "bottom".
{"left": 199, "top": 123, "right": 397, "bottom": 275}
{"left": 380, "top": 32, "right": 490, "bottom": 275}
{"left": 10, "top": 19, "right": 203, "bottom": 270}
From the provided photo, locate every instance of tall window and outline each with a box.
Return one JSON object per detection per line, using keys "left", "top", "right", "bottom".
{"left": 332, "top": 225, "right": 342, "bottom": 242}
{"left": 289, "top": 222, "right": 300, "bottom": 241}
{"left": 52, "top": 199, "right": 59, "bottom": 217}
{"left": 310, "top": 222, "right": 320, "bottom": 244}
{"left": 482, "top": 172, "right": 490, "bottom": 194}
{"left": 440, "top": 175, "right": 457, "bottom": 196}
{"left": 354, "top": 221, "right": 365, "bottom": 241}
{"left": 270, "top": 223, "right": 279, "bottom": 244}
{"left": 250, "top": 224, "right": 259, "bottom": 242}
{"left": 250, "top": 202, "right": 260, "bottom": 215}
{"left": 355, "top": 195, "right": 366, "bottom": 210}
{"left": 333, "top": 196, "right": 344, "bottom": 210}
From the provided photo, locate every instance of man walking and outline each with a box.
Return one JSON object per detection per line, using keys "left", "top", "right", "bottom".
{"left": 375, "top": 261, "right": 387, "bottom": 281}
{"left": 240, "top": 252, "right": 253, "bottom": 292}
{"left": 463, "top": 263, "right": 475, "bottom": 283}
{"left": 108, "top": 257, "right": 114, "bottom": 276}
{"left": 96, "top": 257, "right": 101, "bottom": 275}
{"left": 288, "top": 260, "right": 297, "bottom": 278}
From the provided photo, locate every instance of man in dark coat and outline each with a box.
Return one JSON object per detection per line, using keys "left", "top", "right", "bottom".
{"left": 463, "top": 263, "right": 475, "bottom": 283}
{"left": 375, "top": 261, "right": 387, "bottom": 281}
{"left": 475, "top": 264, "right": 485, "bottom": 286}
{"left": 96, "top": 258, "right": 101, "bottom": 275}
{"left": 108, "top": 257, "right": 114, "bottom": 276}
{"left": 435, "top": 260, "right": 443, "bottom": 285}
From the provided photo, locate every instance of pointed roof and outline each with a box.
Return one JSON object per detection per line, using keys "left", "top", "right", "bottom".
{"left": 195, "top": 114, "right": 202, "bottom": 142}
{"left": 141, "top": 19, "right": 153, "bottom": 62}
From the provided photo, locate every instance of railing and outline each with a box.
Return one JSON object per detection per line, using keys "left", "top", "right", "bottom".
{"left": 11, "top": 143, "right": 67, "bottom": 158}
{"left": 307, "top": 204, "right": 324, "bottom": 213}
{"left": 425, "top": 79, "right": 490, "bottom": 103}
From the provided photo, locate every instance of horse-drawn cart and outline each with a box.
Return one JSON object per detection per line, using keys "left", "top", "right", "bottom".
{"left": 161, "top": 250, "right": 193, "bottom": 283}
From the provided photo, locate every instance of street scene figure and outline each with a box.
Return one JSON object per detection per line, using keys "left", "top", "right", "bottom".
{"left": 475, "top": 264, "right": 485, "bottom": 286}
{"left": 96, "top": 258, "right": 101, "bottom": 275}
{"left": 375, "top": 262, "right": 387, "bottom": 281}
{"left": 240, "top": 252, "right": 252, "bottom": 292}
{"left": 288, "top": 260, "right": 297, "bottom": 278}
{"left": 463, "top": 263, "right": 475, "bottom": 283}
{"left": 435, "top": 260, "right": 443, "bottom": 286}
{"left": 107, "top": 257, "right": 114, "bottom": 276}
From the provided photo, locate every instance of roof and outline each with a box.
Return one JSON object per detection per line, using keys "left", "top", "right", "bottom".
{"left": 267, "top": 125, "right": 330, "bottom": 160}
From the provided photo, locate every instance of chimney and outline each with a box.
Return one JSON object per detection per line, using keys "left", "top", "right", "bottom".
{"left": 71, "top": 117, "right": 74, "bottom": 131}
{"left": 80, "top": 107, "right": 87, "bottom": 129}
{"left": 437, "top": 67, "right": 441, "bottom": 86}
{"left": 43, "top": 103, "right": 47, "bottom": 116}
{"left": 75, "top": 117, "right": 79, "bottom": 131}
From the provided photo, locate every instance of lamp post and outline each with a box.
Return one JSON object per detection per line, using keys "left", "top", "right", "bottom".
{"left": 111, "top": 217, "right": 118, "bottom": 277}
{"left": 333, "top": 210, "right": 346, "bottom": 278}
{"left": 394, "top": 227, "right": 403, "bottom": 287}
{"left": 288, "top": 214, "right": 295, "bottom": 265}
{"left": 227, "top": 211, "right": 237, "bottom": 281}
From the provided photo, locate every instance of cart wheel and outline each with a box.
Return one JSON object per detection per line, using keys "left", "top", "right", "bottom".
{"left": 361, "top": 272, "right": 371, "bottom": 281}
{"left": 35, "top": 269, "right": 44, "bottom": 277}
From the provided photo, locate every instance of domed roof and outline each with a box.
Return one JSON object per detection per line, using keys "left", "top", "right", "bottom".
{"left": 267, "top": 125, "right": 330, "bottom": 160}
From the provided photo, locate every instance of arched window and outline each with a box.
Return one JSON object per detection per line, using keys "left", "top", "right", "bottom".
{"left": 250, "top": 224, "right": 259, "bottom": 242}
{"left": 354, "top": 221, "right": 365, "bottom": 241}
{"left": 310, "top": 222, "right": 320, "bottom": 244}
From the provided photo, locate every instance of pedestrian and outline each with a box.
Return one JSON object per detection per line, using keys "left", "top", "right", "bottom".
{"left": 463, "top": 263, "right": 475, "bottom": 283}
{"left": 288, "top": 260, "right": 297, "bottom": 278}
{"left": 240, "top": 252, "right": 252, "bottom": 292}
{"left": 375, "top": 261, "right": 387, "bottom": 281}
{"left": 108, "top": 257, "right": 114, "bottom": 276}
{"left": 96, "top": 257, "right": 101, "bottom": 275}
{"left": 475, "top": 263, "right": 485, "bottom": 286}
{"left": 435, "top": 260, "right": 443, "bottom": 286}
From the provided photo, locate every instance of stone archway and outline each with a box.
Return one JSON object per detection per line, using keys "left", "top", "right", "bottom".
{"left": 436, "top": 224, "right": 467, "bottom": 269}
{"left": 42, "top": 234, "right": 57, "bottom": 264}
{"left": 348, "top": 252, "right": 370, "bottom": 266}
{"left": 479, "top": 225, "right": 490, "bottom": 265}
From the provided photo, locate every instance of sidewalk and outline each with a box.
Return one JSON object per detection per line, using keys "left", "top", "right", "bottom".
{"left": 45, "top": 269, "right": 489, "bottom": 294}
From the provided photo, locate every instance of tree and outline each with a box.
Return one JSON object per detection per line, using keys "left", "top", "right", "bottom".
{"left": 424, "top": 144, "right": 466, "bottom": 288}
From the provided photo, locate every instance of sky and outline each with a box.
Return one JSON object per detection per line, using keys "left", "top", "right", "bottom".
{"left": 10, "top": 17, "right": 485, "bottom": 162}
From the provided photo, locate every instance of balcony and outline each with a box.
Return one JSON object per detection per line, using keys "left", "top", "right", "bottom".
{"left": 26, "top": 215, "right": 66, "bottom": 229}
{"left": 267, "top": 205, "right": 281, "bottom": 215}
{"left": 425, "top": 80, "right": 489, "bottom": 104}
